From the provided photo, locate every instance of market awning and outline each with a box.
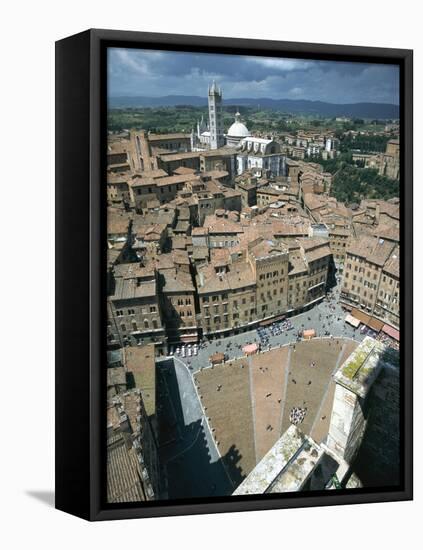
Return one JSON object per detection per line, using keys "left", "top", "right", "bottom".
{"left": 259, "top": 315, "right": 286, "bottom": 327}
{"left": 210, "top": 352, "right": 225, "bottom": 365}
{"left": 345, "top": 314, "right": 361, "bottom": 328}
{"left": 243, "top": 343, "right": 258, "bottom": 355}
{"left": 382, "top": 324, "right": 400, "bottom": 341}
{"left": 180, "top": 334, "right": 198, "bottom": 344}
{"left": 308, "top": 281, "right": 325, "bottom": 291}
{"left": 303, "top": 329, "right": 316, "bottom": 339}
{"left": 351, "top": 308, "right": 384, "bottom": 332}
{"left": 273, "top": 314, "right": 287, "bottom": 323}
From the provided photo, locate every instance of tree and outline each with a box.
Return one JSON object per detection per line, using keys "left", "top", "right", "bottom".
{"left": 331, "top": 165, "right": 399, "bottom": 203}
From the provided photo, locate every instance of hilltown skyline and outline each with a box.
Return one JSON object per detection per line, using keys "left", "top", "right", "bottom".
{"left": 106, "top": 72, "right": 400, "bottom": 503}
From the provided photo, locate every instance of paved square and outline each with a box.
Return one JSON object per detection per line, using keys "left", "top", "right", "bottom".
{"left": 194, "top": 337, "right": 358, "bottom": 484}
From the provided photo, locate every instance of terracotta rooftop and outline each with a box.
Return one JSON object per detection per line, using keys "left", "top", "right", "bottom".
{"left": 148, "top": 132, "right": 190, "bottom": 141}
{"left": 162, "top": 268, "right": 195, "bottom": 293}
{"left": 197, "top": 261, "right": 256, "bottom": 294}
{"left": 158, "top": 151, "right": 201, "bottom": 162}
{"left": 347, "top": 235, "right": 396, "bottom": 267}
{"left": 383, "top": 247, "right": 400, "bottom": 278}
{"left": 155, "top": 173, "right": 200, "bottom": 187}
{"left": 107, "top": 212, "right": 131, "bottom": 235}
{"left": 113, "top": 262, "right": 155, "bottom": 280}
{"left": 111, "top": 277, "right": 156, "bottom": 301}
{"left": 137, "top": 168, "right": 168, "bottom": 179}
{"left": 124, "top": 344, "right": 156, "bottom": 416}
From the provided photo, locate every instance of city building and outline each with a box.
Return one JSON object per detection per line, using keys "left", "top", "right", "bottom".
{"left": 108, "top": 265, "right": 167, "bottom": 355}
{"left": 340, "top": 235, "right": 400, "bottom": 329}
{"left": 352, "top": 138, "right": 400, "bottom": 180}
{"left": 196, "top": 260, "right": 256, "bottom": 336}
{"left": 129, "top": 130, "right": 191, "bottom": 172}
{"left": 194, "top": 235, "right": 333, "bottom": 338}
{"left": 159, "top": 267, "right": 199, "bottom": 345}
{"left": 237, "top": 137, "right": 286, "bottom": 177}
{"left": 107, "top": 343, "right": 162, "bottom": 502}
{"left": 287, "top": 238, "right": 333, "bottom": 312}
{"left": 247, "top": 239, "right": 289, "bottom": 321}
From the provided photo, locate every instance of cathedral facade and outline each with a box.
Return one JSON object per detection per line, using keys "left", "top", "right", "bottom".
{"left": 191, "top": 83, "right": 287, "bottom": 178}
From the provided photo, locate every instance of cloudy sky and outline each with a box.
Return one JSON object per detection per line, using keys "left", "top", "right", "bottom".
{"left": 108, "top": 47, "right": 399, "bottom": 104}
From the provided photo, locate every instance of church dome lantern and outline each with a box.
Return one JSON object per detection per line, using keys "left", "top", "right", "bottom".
{"left": 226, "top": 110, "right": 251, "bottom": 147}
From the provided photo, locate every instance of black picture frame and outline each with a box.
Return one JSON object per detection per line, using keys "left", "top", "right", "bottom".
{"left": 55, "top": 28, "right": 413, "bottom": 521}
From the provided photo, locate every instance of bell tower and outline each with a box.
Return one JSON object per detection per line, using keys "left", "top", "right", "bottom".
{"left": 208, "top": 81, "right": 225, "bottom": 149}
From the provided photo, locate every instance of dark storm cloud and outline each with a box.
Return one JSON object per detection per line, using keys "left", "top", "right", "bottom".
{"left": 108, "top": 48, "right": 399, "bottom": 104}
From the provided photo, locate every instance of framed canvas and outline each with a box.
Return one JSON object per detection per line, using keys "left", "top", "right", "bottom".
{"left": 55, "top": 29, "right": 413, "bottom": 521}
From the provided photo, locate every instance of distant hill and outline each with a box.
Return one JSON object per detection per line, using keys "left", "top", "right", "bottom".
{"left": 109, "top": 95, "right": 399, "bottom": 119}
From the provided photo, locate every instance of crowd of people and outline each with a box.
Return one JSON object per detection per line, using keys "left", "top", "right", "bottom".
{"left": 289, "top": 406, "right": 307, "bottom": 426}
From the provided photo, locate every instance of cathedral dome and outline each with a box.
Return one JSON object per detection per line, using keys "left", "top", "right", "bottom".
{"left": 227, "top": 111, "right": 250, "bottom": 138}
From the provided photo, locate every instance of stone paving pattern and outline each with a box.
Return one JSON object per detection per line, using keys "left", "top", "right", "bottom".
{"left": 193, "top": 337, "right": 358, "bottom": 485}
{"left": 195, "top": 358, "right": 255, "bottom": 482}
{"left": 249, "top": 347, "right": 290, "bottom": 461}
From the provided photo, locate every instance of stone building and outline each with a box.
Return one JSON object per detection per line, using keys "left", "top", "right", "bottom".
{"left": 340, "top": 235, "right": 400, "bottom": 329}
{"left": 199, "top": 149, "right": 238, "bottom": 180}
{"left": 352, "top": 138, "right": 400, "bottom": 180}
{"left": 373, "top": 248, "right": 400, "bottom": 328}
{"left": 107, "top": 209, "right": 133, "bottom": 246}
{"left": 287, "top": 239, "right": 332, "bottom": 312}
{"left": 202, "top": 212, "right": 244, "bottom": 249}
{"left": 195, "top": 235, "right": 333, "bottom": 338}
{"left": 256, "top": 186, "right": 285, "bottom": 208}
{"left": 191, "top": 114, "right": 210, "bottom": 149}
{"left": 159, "top": 268, "right": 199, "bottom": 345}
{"left": 107, "top": 399, "right": 151, "bottom": 502}
{"left": 196, "top": 260, "right": 256, "bottom": 337}
{"left": 131, "top": 172, "right": 199, "bottom": 210}
{"left": 237, "top": 137, "right": 286, "bottom": 177}
{"left": 107, "top": 171, "right": 134, "bottom": 207}
{"left": 247, "top": 239, "right": 290, "bottom": 321}
{"left": 157, "top": 151, "right": 201, "bottom": 174}
{"left": 129, "top": 130, "right": 191, "bottom": 172}
{"left": 107, "top": 343, "right": 162, "bottom": 502}
{"left": 303, "top": 193, "right": 354, "bottom": 265}
{"left": 107, "top": 137, "right": 132, "bottom": 173}
{"left": 378, "top": 138, "right": 400, "bottom": 180}
{"left": 353, "top": 198, "right": 400, "bottom": 235}
{"left": 188, "top": 180, "right": 241, "bottom": 225}
{"left": 108, "top": 265, "right": 166, "bottom": 355}
{"left": 235, "top": 176, "right": 258, "bottom": 208}
{"left": 131, "top": 221, "right": 169, "bottom": 258}
{"left": 285, "top": 158, "right": 301, "bottom": 182}
{"left": 327, "top": 227, "right": 351, "bottom": 264}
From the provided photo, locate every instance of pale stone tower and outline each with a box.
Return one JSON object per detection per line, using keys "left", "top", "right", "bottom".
{"left": 208, "top": 81, "right": 225, "bottom": 149}
{"left": 326, "top": 337, "right": 387, "bottom": 463}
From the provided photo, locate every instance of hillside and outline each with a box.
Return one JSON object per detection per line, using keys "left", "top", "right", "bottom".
{"left": 109, "top": 95, "right": 399, "bottom": 119}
